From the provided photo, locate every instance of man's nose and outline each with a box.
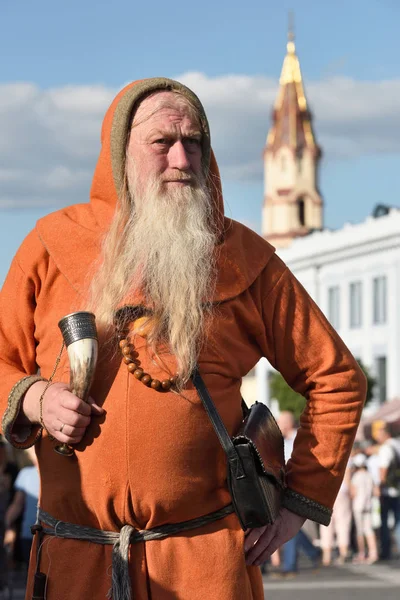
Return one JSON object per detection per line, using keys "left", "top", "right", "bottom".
{"left": 168, "top": 141, "right": 191, "bottom": 170}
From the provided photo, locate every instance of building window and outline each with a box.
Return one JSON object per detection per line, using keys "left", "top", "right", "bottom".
{"left": 296, "top": 149, "right": 303, "bottom": 174}
{"left": 376, "top": 356, "right": 387, "bottom": 404}
{"left": 297, "top": 197, "right": 305, "bottom": 226}
{"left": 328, "top": 286, "right": 340, "bottom": 330}
{"left": 297, "top": 159, "right": 302, "bottom": 173}
{"left": 349, "top": 282, "right": 362, "bottom": 328}
{"left": 373, "top": 276, "right": 387, "bottom": 324}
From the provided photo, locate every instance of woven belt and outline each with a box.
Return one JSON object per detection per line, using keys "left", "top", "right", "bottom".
{"left": 38, "top": 504, "right": 234, "bottom": 600}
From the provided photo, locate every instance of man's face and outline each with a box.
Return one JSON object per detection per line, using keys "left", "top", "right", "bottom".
{"left": 127, "top": 92, "right": 203, "bottom": 196}
{"left": 372, "top": 427, "right": 386, "bottom": 444}
{"left": 371, "top": 421, "right": 388, "bottom": 444}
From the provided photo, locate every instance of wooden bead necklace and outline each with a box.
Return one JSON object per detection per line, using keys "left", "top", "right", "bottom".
{"left": 118, "top": 337, "right": 178, "bottom": 392}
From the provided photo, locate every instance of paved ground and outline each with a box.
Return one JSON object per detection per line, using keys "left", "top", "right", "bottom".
{"left": 1, "top": 560, "right": 399, "bottom": 599}
{"left": 263, "top": 559, "right": 400, "bottom": 600}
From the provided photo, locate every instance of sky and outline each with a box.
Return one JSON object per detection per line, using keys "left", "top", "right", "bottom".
{"left": 0, "top": 0, "right": 399, "bottom": 282}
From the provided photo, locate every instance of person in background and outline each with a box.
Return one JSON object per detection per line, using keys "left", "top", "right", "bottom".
{"left": 364, "top": 442, "right": 382, "bottom": 532}
{"left": 277, "top": 411, "right": 321, "bottom": 576}
{"left": 350, "top": 453, "right": 378, "bottom": 564}
{"left": 0, "top": 437, "right": 18, "bottom": 588}
{"left": 4, "top": 447, "right": 39, "bottom": 568}
{"left": 319, "top": 465, "right": 352, "bottom": 565}
{"left": 372, "top": 421, "right": 400, "bottom": 560}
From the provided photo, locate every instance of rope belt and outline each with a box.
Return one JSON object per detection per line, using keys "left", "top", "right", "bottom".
{"left": 38, "top": 504, "right": 235, "bottom": 600}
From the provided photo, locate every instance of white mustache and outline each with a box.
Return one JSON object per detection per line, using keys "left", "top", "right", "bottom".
{"left": 163, "top": 175, "right": 193, "bottom": 183}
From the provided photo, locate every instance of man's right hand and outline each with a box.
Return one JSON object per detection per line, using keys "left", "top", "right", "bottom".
{"left": 21, "top": 381, "right": 104, "bottom": 444}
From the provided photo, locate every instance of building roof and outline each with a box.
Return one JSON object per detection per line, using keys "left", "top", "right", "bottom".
{"left": 267, "top": 33, "right": 319, "bottom": 155}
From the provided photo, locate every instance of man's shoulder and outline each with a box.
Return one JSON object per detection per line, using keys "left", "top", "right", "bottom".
{"left": 227, "top": 219, "right": 275, "bottom": 252}
{"left": 226, "top": 220, "right": 294, "bottom": 281}
{"left": 36, "top": 203, "right": 95, "bottom": 234}
{"left": 13, "top": 204, "right": 90, "bottom": 269}
{"left": 12, "top": 227, "right": 50, "bottom": 274}
{"left": 212, "top": 218, "right": 278, "bottom": 302}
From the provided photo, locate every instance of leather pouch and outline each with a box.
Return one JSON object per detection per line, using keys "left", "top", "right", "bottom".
{"left": 192, "top": 367, "right": 286, "bottom": 530}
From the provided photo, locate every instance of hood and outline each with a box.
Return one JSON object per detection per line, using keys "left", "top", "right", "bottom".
{"left": 36, "top": 77, "right": 276, "bottom": 304}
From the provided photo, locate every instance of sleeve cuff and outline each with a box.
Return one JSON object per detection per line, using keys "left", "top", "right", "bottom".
{"left": 282, "top": 488, "right": 332, "bottom": 526}
{"left": 2, "top": 375, "right": 45, "bottom": 449}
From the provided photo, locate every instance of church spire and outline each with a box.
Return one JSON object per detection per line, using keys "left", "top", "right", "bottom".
{"left": 267, "top": 25, "right": 317, "bottom": 153}
{"left": 262, "top": 25, "right": 323, "bottom": 248}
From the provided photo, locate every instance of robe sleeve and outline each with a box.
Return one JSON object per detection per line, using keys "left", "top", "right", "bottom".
{"left": 0, "top": 231, "right": 47, "bottom": 448}
{"left": 260, "top": 255, "right": 367, "bottom": 525}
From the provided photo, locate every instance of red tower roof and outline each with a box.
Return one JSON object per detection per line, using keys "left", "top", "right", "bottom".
{"left": 267, "top": 36, "right": 320, "bottom": 155}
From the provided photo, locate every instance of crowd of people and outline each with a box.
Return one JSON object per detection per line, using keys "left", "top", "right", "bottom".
{"left": 263, "top": 414, "right": 400, "bottom": 577}
{"left": 0, "top": 437, "right": 39, "bottom": 590}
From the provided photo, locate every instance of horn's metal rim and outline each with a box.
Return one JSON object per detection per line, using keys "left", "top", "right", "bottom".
{"left": 58, "top": 312, "right": 98, "bottom": 347}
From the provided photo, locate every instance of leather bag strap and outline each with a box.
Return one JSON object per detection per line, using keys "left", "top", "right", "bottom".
{"left": 192, "top": 366, "right": 245, "bottom": 479}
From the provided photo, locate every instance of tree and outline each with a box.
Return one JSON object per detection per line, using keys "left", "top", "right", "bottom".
{"left": 269, "top": 372, "right": 305, "bottom": 421}
{"left": 357, "top": 359, "right": 375, "bottom": 406}
{"left": 269, "top": 359, "right": 376, "bottom": 420}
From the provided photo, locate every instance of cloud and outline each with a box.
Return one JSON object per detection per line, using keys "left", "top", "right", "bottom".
{"left": 0, "top": 82, "right": 116, "bottom": 208}
{"left": 0, "top": 74, "right": 399, "bottom": 208}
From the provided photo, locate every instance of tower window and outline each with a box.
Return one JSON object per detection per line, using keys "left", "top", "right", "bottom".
{"left": 296, "top": 150, "right": 303, "bottom": 173}
{"left": 297, "top": 197, "right": 305, "bottom": 226}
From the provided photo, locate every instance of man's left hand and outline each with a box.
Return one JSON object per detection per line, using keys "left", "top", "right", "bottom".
{"left": 244, "top": 508, "right": 306, "bottom": 566}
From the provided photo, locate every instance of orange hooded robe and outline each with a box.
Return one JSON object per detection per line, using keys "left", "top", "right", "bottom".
{"left": 0, "top": 78, "right": 366, "bottom": 600}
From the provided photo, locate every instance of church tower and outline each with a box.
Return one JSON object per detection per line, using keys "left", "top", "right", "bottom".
{"left": 262, "top": 31, "right": 323, "bottom": 248}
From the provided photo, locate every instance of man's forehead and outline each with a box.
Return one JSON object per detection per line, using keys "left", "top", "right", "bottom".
{"left": 133, "top": 91, "right": 199, "bottom": 128}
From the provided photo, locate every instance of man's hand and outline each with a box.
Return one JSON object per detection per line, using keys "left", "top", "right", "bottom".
{"left": 21, "top": 381, "right": 104, "bottom": 445}
{"left": 244, "top": 508, "right": 306, "bottom": 566}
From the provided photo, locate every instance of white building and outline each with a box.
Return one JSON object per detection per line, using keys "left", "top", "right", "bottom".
{"left": 277, "top": 206, "right": 400, "bottom": 412}
{"left": 242, "top": 33, "right": 400, "bottom": 422}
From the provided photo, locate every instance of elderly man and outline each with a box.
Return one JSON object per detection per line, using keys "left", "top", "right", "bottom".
{"left": 0, "top": 78, "right": 366, "bottom": 599}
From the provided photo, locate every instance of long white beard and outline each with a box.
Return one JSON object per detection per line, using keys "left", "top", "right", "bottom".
{"left": 88, "top": 170, "right": 217, "bottom": 384}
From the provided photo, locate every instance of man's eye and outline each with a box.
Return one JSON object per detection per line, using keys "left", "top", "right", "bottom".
{"left": 154, "top": 139, "right": 168, "bottom": 145}
{"left": 183, "top": 138, "right": 201, "bottom": 152}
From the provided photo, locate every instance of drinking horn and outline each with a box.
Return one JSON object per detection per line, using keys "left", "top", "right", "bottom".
{"left": 55, "top": 311, "right": 98, "bottom": 456}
